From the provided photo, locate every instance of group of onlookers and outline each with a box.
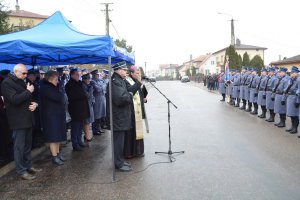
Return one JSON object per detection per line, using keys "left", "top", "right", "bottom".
{"left": 0, "top": 61, "right": 148, "bottom": 179}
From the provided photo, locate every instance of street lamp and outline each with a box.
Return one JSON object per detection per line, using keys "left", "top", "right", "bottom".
{"left": 218, "top": 12, "right": 236, "bottom": 46}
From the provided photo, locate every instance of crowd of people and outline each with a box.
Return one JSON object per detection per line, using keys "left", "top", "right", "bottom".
{"left": 0, "top": 61, "right": 148, "bottom": 180}
{"left": 219, "top": 66, "right": 300, "bottom": 135}
{"left": 203, "top": 74, "right": 219, "bottom": 91}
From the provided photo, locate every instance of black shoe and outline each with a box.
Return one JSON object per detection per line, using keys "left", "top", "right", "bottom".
{"left": 79, "top": 143, "right": 89, "bottom": 148}
{"left": 286, "top": 127, "right": 293, "bottom": 132}
{"left": 277, "top": 122, "right": 285, "bottom": 128}
{"left": 239, "top": 106, "right": 245, "bottom": 110}
{"left": 27, "top": 167, "right": 42, "bottom": 174}
{"left": 116, "top": 165, "right": 133, "bottom": 172}
{"left": 289, "top": 129, "right": 298, "bottom": 134}
{"left": 84, "top": 136, "right": 93, "bottom": 142}
{"left": 124, "top": 162, "right": 131, "bottom": 167}
{"left": 220, "top": 99, "right": 225, "bottom": 102}
{"left": 52, "top": 156, "right": 64, "bottom": 166}
{"left": 73, "top": 146, "right": 83, "bottom": 151}
{"left": 57, "top": 153, "right": 66, "bottom": 161}
{"left": 19, "top": 172, "right": 36, "bottom": 180}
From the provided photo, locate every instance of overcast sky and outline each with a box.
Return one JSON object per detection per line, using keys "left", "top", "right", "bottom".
{"left": 6, "top": 0, "right": 300, "bottom": 70}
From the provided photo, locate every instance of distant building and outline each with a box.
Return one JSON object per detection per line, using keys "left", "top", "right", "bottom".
{"left": 178, "top": 54, "right": 217, "bottom": 76}
{"left": 213, "top": 39, "right": 267, "bottom": 70}
{"left": 159, "top": 64, "right": 179, "bottom": 78}
{"left": 147, "top": 69, "right": 160, "bottom": 78}
{"left": 8, "top": 2, "right": 48, "bottom": 31}
{"left": 270, "top": 55, "right": 300, "bottom": 70}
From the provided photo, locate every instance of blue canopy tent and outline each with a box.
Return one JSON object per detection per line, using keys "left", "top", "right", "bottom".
{"left": 0, "top": 11, "right": 135, "bottom": 181}
{"left": 0, "top": 11, "right": 134, "bottom": 66}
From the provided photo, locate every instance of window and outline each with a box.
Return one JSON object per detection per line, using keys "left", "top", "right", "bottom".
{"left": 211, "top": 61, "right": 215, "bottom": 65}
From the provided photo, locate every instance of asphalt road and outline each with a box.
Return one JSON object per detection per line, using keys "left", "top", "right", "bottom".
{"left": 1, "top": 81, "right": 300, "bottom": 200}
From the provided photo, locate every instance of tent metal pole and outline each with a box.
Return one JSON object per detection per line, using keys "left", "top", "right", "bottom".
{"left": 108, "top": 56, "right": 116, "bottom": 182}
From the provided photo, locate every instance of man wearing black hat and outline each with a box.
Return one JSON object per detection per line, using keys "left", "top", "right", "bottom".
{"left": 110, "top": 61, "right": 140, "bottom": 172}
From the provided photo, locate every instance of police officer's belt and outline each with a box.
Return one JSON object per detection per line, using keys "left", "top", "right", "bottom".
{"left": 276, "top": 92, "right": 284, "bottom": 95}
{"left": 288, "top": 92, "right": 296, "bottom": 95}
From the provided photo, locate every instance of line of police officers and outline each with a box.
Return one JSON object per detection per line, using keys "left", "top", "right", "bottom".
{"left": 219, "top": 66, "right": 300, "bottom": 135}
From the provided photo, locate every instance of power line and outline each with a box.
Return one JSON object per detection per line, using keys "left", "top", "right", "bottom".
{"left": 111, "top": 22, "right": 121, "bottom": 39}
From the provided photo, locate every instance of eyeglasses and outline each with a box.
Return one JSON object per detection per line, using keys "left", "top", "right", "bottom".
{"left": 22, "top": 72, "right": 28, "bottom": 75}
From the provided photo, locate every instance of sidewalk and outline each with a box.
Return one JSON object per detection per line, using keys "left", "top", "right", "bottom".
{"left": 188, "top": 81, "right": 218, "bottom": 94}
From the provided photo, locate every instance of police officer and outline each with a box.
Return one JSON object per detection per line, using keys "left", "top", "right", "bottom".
{"left": 257, "top": 68, "right": 268, "bottom": 118}
{"left": 285, "top": 66, "right": 299, "bottom": 134}
{"left": 239, "top": 67, "right": 247, "bottom": 109}
{"left": 273, "top": 67, "right": 290, "bottom": 128}
{"left": 265, "top": 68, "right": 277, "bottom": 122}
{"left": 219, "top": 71, "right": 226, "bottom": 101}
{"left": 232, "top": 70, "right": 241, "bottom": 107}
{"left": 91, "top": 69, "right": 106, "bottom": 135}
{"left": 248, "top": 68, "right": 260, "bottom": 114}
{"left": 245, "top": 68, "right": 253, "bottom": 112}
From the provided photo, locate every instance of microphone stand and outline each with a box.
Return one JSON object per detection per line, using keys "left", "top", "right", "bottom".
{"left": 145, "top": 79, "right": 184, "bottom": 162}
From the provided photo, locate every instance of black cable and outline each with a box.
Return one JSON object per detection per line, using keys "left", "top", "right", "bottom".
{"left": 0, "top": 160, "right": 173, "bottom": 193}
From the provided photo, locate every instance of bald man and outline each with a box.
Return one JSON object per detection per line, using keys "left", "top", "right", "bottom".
{"left": 1, "top": 64, "right": 41, "bottom": 180}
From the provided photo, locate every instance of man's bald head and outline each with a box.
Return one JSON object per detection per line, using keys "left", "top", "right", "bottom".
{"left": 13, "top": 63, "right": 28, "bottom": 80}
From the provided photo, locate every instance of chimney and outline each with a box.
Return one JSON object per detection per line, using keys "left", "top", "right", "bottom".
{"left": 279, "top": 55, "right": 281, "bottom": 61}
{"left": 236, "top": 38, "right": 241, "bottom": 46}
{"left": 15, "top": 0, "right": 20, "bottom": 11}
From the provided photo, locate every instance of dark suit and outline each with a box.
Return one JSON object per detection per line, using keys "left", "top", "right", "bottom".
{"left": 111, "top": 73, "right": 133, "bottom": 168}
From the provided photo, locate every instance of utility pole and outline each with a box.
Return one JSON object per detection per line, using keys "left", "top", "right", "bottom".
{"left": 144, "top": 62, "right": 147, "bottom": 76}
{"left": 218, "top": 12, "right": 236, "bottom": 46}
{"left": 101, "top": 3, "right": 113, "bottom": 36}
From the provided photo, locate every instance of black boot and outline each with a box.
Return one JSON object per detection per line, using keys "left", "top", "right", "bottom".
{"left": 266, "top": 110, "right": 275, "bottom": 122}
{"left": 277, "top": 114, "right": 286, "bottom": 128}
{"left": 239, "top": 100, "right": 246, "bottom": 110}
{"left": 251, "top": 103, "right": 258, "bottom": 115}
{"left": 286, "top": 118, "right": 293, "bottom": 132}
{"left": 290, "top": 117, "right": 298, "bottom": 134}
{"left": 235, "top": 99, "right": 240, "bottom": 107}
{"left": 246, "top": 102, "right": 252, "bottom": 112}
{"left": 220, "top": 94, "right": 225, "bottom": 101}
{"left": 258, "top": 106, "right": 266, "bottom": 118}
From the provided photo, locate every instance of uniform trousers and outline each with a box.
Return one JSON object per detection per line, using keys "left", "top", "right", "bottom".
{"left": 113, "top": 131, "right": 125, "bottom": 168}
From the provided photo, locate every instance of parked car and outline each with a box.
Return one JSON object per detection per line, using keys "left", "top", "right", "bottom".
{"left": 149, "top": 77, "right": 156, "bottom": 82}
{"left": 181, "top": 76, "right": 190, "bottom": 83}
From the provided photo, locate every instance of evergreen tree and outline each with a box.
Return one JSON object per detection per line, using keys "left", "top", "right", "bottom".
{"left": 242, "top": 52, "right": 250, "bottom": 66}
{"left": 249, "top": 55, "right": 264, "bottom": 71}
{"left": 115, "top": 39, "right": 133, "bottom": 53}
{"left": 191, "top": 66, "right": 196, "bottom": 76}
{"left": 224, "top": 45, "right": 240, "bottom": 70}
{"left": 0, "top": 1, "right": 12, "bottom": 34}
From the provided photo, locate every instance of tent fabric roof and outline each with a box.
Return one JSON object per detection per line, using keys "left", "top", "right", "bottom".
{"left": 0, "top": 11, "right": 134, "bottom": 66}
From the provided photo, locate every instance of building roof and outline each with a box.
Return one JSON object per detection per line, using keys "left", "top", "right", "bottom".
{"left": 9, "top": 10, "right": 48, "bottom": 19}
{"left": 194, "top": 54, "right": 212, "bottom": 68}
{"left": 213, "top": 43, "right": 267, "bottom": 55}
{"left": 270, "top": 55, "right": 300, "bottom": 65}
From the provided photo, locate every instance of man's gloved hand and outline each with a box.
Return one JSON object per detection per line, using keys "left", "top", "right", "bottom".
{"left": 295, "top": 102, "right": 300, "bottom": 108}
{"left": 281, "top": 101, "right": 285, "bottom": 105}
{"left": 254, "top": 93, "right": 258, "bottom": 97}
{"left": 263, "top": 95, "right": 266, "bottom": 99}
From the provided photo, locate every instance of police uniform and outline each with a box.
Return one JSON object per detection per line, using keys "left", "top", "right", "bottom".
{"left": 245, "top": 70, "right": 253, "bottom": 112}
{"left": 273, "top": 68, "right": 290, "bottom": 128}
{"left": 232, "top": 71, "right": 241, "bottom": 107}
{"left": 239, "top": 68, "right": 250, "bottom": 110}
{"left": 248, "top": 69, "right": 260, "bottom": 114}
{"left": 257, "top": 68, "right": 268, "bottom": 118}
{"left": 265, "top": 68, "right": 277, "bottom": 122}
{"left": 91, "top": 69, "right": 106, "bottom": 135}
{"left": 219, "top": 73, "right": 226, "bottom": 101}
{"left": 285, "top": 66, "right": 299, "bottom": 134}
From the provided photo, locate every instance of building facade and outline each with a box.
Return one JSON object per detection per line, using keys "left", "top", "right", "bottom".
{"left": 8, "top": 3, "right": 48, "bottom": 31}
{"left": 270, "top": 55, "right": 300, "bottom": 70}
{"left": 213, "top": 39, "right": 267, "bottom": 70}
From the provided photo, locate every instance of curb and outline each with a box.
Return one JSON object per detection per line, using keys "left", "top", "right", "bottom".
{"left": 0, "top": 145, "right": 47, "bottom": 178}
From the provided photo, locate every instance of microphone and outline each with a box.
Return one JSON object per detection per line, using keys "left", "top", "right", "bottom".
{"left": 141, "top": 76, "right": 150, "bottom": 81}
